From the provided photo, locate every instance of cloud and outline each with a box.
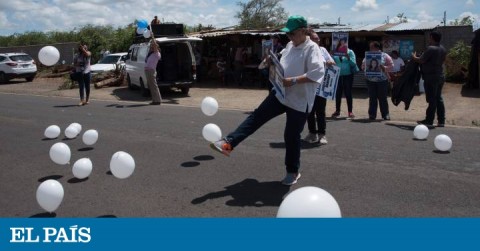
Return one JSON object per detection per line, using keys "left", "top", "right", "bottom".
{"left": 466, "top": 0, "right": 474, "bottom": 6}
{"left": 351, "top": 0, "right": 379, "bottom": 12}
{"left": 417, "top": 10, "right": 434, "bottom": 22}
{"left": 319, "top": 4, "right": 331, "bottom": 10}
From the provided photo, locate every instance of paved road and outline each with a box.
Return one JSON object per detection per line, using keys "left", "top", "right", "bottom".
{"left": 1, "top": 93, "right": 480, "bottom": 217}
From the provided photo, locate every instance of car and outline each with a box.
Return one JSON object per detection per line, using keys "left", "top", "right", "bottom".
{"left": 0, "top": 53, "right": 37, "bottom": 83}
{"left": 90, "top": 52, "right": 128, "bottom": 75}
{"left": 125, "top": 36, "right": 202, "bottom": 95}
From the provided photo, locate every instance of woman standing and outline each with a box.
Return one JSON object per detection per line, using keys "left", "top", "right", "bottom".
{"left": 144, "top": 35, "right": 162, "bottom": 105}
{"left": 73, "top": 44, "right": 91, "bottom": 106}
{"left": 332, "top": 41, "right": 358, "bottom": 118}
{"left": 362, "top": 41, "right": 394, "bottom": 120}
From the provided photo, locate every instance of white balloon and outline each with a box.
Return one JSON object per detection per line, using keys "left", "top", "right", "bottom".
{"left": 72, "top": 158, "right": 93, "bottom": 179}
{"left": 277, "top": 186, "right": 341, "bottom": 218}
{"left": 49, "top": 142, "right": 71, "bottom": 165}
{"left": 202, "top": 123, "right": 222, "bottom": 142}
{"left": 82, "top": 129, "right": 99, "bottom": 145}
{"left": 69, "top": 123, "right": 82, "bottom": 133}
{"left": 143, "top": 29, "right": 151, "bottom": 38}
{"left": 110, "top": 151, "right": 135, "bottom": 179}
{"left": 36, "top": 179, "right": 64, "bottom": 213}
{"left": 434, "top": 134, "right": 452, "bottom": 152}
{"left": 44, "top": 125, "right": 61, "bottom": 139}
{"left": 413, "top": 125, "right": 429, "bottom": 140}
{"left": 201, "top": 96, "right": 219, "bottom": 116}
{"left": 64, "top": 126, "right": 79, "bottom": 139}
{"left": 38, "top": 46, "right": 60, "bottom": 66}
{"left": 136, "top": 27, "right": 146, "bottom": 35}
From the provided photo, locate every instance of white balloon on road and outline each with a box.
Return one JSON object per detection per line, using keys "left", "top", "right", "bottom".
{"left": 44, "top": 125, "right": 61, "bottom": 139}
{"left": 36, "top": 179, "right": 64, "bottom": 212}
{"left": 49, "top": 142, "right": 71, "bottom": 165}
{"left": 277, "top": 186, "right": 341, "bottom": 218}
{"left": 64, "top": 126, "right": 79, "bottom": 139}
{"left": 72, "top": 158, "right": 93, "bottom": 179}
{"left": 201, "top": 96, "right": 219, "bottom": 116}
{"left": 413, "top": 125, "right": 429, "bottom": 140}
{"left": 434, "top": 134, "right": 452, "bottom": 152}
{"left": 82, "top": 129, "right": 98, "bottom": 145}
{"left": 110, "top": 151, "right": 135, "bottom": 179}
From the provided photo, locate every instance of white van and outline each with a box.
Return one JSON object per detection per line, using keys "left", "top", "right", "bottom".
{"left": 125, "top": 36, "right": 202, "bottom": 95}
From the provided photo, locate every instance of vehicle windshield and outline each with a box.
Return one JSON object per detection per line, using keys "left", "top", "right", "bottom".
{"left": 98, "top": 55, "right": 121, "bottom": 64}
{"left": 10, "top": 55, "right": 33, "bottom": 62}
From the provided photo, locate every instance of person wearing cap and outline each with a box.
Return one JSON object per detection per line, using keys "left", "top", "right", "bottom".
{"left": 210, "top": 15, "right": 325, "bottom": 186}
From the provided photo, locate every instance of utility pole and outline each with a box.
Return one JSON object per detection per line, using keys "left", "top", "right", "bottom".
{"left": 443, "top": 11, "right": 446, "bottom": 26}
{"left": 338, "top": 17, "right": 341, "bottom": 25}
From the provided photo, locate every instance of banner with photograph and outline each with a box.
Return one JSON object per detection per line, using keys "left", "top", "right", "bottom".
{"left": 365, "top": 51, "right": 383, "bottom": 78}
{"left": 316, "top": 65, "right": 340, "bottom": 100}
{"left": 331, "top": 32, "right": 349, "bottom": 56}
{"left": 383, "top": 39, "right": 400, "bottom": 54}
{"left": 399, "top": 40, "right": 414, "bottom": 60}
{"left": 261, "top": 40, "right": 273, "bottom": 59}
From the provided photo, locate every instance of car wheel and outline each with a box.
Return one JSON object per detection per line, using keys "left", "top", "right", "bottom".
{"left": 180, "top": 87, "right": 190, "bottom": 95}
{"left": 26, "top": 76, "right": 34, "bottom": 82}
{"left": 127, "top": 74, "right": 136, "bottom": 90}
{"left": 0, "top": 72, "right": 7, "bottom": 83}
{"left": 140, "top": 78, "right": 150, "bottom": 97}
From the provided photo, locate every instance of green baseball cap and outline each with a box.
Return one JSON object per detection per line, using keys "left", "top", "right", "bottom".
{"left": 280, "top": 15, "right": 308, "bottom": 33}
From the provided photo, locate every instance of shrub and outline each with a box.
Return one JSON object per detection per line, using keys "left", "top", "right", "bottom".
{"left": 445, "top": 41, "right": 471, "bottom": 82}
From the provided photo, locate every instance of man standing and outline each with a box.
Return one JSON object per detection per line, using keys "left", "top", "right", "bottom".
{"left": 412, "top": 30, "right": 447, "bottom": 127}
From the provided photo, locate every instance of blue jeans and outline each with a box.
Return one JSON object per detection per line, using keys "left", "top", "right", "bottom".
{"left": 307, "top": 95, "right": 326, "bottom": 135}
{"left": 423, "top": 74, "right": 445, "bottom": 124}
{"left": 335, "top": 74, "right": 354, "bottom": 113}
{"left": 366, "top": 80, "right": 389, "bottom": 119}
{"left": 78, "top": 72, "right": 91, "bottom": 101}
{"left": 225, "top": 91, "right": 308, "bottom": 173}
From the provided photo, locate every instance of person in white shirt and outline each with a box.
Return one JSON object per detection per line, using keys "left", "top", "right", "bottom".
{"left": 390, "top": 50, "right": 405, "bottom": 73}
{"left": 210, "top": 15, "right": 325, "bottom": 186}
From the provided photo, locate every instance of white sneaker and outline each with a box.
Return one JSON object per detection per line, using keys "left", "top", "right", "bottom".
{"left": 319, "top": 135, "right": 328, "bottom": 145}
{"left": 303, "top": 133, "right": 319, "bottom": 144}
{"left": 281, "top": 173, "right": 301, "bottom": 186}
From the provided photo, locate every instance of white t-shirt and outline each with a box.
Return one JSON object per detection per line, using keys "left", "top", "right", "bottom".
{"left": 391, "top": 57, "right": 405, "bottom": 73}
{"left": 279, "top": 37, "right": 325, "bottom": 113}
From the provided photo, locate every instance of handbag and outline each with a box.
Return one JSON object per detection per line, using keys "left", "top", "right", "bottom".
{"left": 70, "top": 71, "right": 82, "bottom": 82}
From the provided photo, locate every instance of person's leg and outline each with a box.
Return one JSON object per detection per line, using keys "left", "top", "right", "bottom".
{"left": 334, "top": 75, "right": 344, "bottom": 114}
{"left": 367, "top": 80, "right": 378, "bottom": 119}
{"left": 377, "top": 80, "right": 390, "bottom": 119}
{"left": 307, "top": 97, "right": 320, "bottom": 134}
{"left": 225, "top": 92, "right": 285, "bottom": 148}
{"left": 77, "top": 74, "right": 85, "bottom": 104}
{"left": 84, "top": 72, "right": 91, "bottom": 103}
{"left": 423, "top": 74, "right": 439, "bottom": 124}
{"left": 316, "top": 96, "right": 327, "bottom": 135}
{"left": 284, "top": 107, "right": 309, "bottom": 174}
{"left": 145, "top": 69, "right": 162, "bottom": 103}
{"left": 436, "top": 76, "right": 446, "bottom": 125}
{"left": 344, "top": 74, "right": 354, "bottom": 113}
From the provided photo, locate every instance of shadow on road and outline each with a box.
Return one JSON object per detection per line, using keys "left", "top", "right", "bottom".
{"left": 269, "top": 141, "right": 321, "bottom": 150}
{"left": 181, "top": 161, "right": 200, "bottom": 168}
{"left": 111, "top": 86, "right": 189, "bottom": 105}
{"left": 191, "top": 178, "right": 290, "bottom": 207}
{"left": 68, "top": 177, "right": 89, "bottom": 184}
{"left": 385, "top": 122, "right": 416, "bottom": 131}
{"left": 30, "top": 212, "right": 57, "bottom": 218}
{"left": 461, "top": 85, "right": 480, "bottom": 98}
{"left": 38, "top": 175, "right": 63, "bottom": 182}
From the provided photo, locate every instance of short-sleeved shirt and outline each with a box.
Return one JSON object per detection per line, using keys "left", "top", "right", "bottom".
{"left": 418, "top": 45, "right": 447, "bottom": 75}
{"left": 279, "top": 37, "right": 325, "bottom": 113}
{"left": 391, "top": 57, "right": 405, "bottom": 73}
{"left": 334, "top": 49, "right": 357, "bottom": 76}
{"left": 74, "top": 54, "right": 91, "bottom": 74}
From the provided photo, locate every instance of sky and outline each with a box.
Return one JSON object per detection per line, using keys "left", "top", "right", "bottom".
{"left": 0, "top": 0, "right": 479, "bottom": 36}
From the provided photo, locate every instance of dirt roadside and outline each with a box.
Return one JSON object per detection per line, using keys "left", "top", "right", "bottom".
{"left": 1, "top": 77, "right": 479, "bottom": 128}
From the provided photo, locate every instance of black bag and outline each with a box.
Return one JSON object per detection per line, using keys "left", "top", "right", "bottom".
{"left": 70, "top": 71, "right": 82, "bottom": 82}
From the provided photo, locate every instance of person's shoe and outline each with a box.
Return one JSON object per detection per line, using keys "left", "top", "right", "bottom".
{"left": 282, "top": 172, "right": 301, "bottom": 186}
{"left": 149, "top": 101, "right": 161, "bottom": 105}
{"left": 331, "top": 111, "right": 340, "bottom": 118}
{"left": 303, "top": 133, "right": 319, "bottom": 144}
{"left": 84, "top": 100, "right": 89, "bottom": 105}
{"left": 369, "top": 116, "right": 376, "bottom": 120}
{"left": 210, "top": 140, "right": 233, "bottom": 157}
{"left": 78, "top": 100, "right": 85, "bottom": 106}
{"left": 383, "top": 115, "right": 391, "bottom": 121}
{"left": 437, "top": 123, "right": 445, "bottom": 127}
{"left": 348, "top": 112, "right": 355, "bottom": 118}
{"left": 319, "top": 135, "right": 328, "bottom": 145}
{"left": 417, "top": 120, "right": 434, "bottom": 128}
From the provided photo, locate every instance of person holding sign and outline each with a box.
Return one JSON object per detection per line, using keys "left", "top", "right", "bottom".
{"left": 362, "top": 41, "right": 394, "bottom": 120}
{"left": 332, "top": 38, "right": 358, "bottom": 119}
{"left": 303, "top": 29, "right": 335, "bottom": 145}
{"left": 210, "top": 15, "right": 325, "bottom": 186}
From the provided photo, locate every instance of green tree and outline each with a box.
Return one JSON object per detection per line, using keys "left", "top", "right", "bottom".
{"left": 235, "top": 0, "right": 288, "bottom": 29}
{"left": 450, "top": 16, "right": 474, "bottom": 26}
{"left": 396, "top": 13, "right": 408, "bottom": 23}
